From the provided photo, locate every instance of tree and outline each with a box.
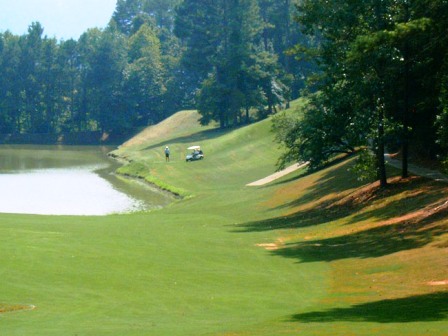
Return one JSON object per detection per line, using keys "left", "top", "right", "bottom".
{"left": 259, "top": 0, "right": 311, "bottom": 102}
{"left": 143, "top": 0, "right": 182, "bottom": 31}
{"left": 56, "top": 39, "right": 81, "bottom": 132}
{"left": 124, "top": 24, "right": 165, "bottom": 126}
{"left": 0, "top": 32, "right": 21, "bottom": 133}
{"left": 40, "top": 37, "right": 61, "bottom": 133}
{"left": 174, "top": 0, "right": 223, "bottom": 98}
{"left": 78, "top": 27, "right": 128, "bottom": 133}
{"left": 177, "top": 0, "right": 284, "bottom": 128}
{"left": 278, "top": 0, "right": 448, "bottom": 186}
{"left": 206, "top": 0, "right": 264, "bottom": 127}
{"left": 286, "top": 0, "right": 386, "bottom": 177}
{"left": 112, "top": 0, "right": 146, "bottom": 36}
{"left": 94, "top": 28, "right": 128, "bottom": 132}
{"left": 20, "top": 22, "right": 45, "bottom": 133}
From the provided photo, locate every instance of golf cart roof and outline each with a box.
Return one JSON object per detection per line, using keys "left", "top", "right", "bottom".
{"left": 187, "top": 145, "right": 201, "bottom": 150}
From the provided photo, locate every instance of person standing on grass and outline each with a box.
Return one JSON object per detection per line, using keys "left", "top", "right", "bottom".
{"left": 165, "top": 146, "right": 170, "bottom": 162}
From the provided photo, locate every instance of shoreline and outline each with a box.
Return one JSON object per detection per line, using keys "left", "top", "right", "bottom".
{"left": 108, "top": 152, "right": 189, "bottom": 200}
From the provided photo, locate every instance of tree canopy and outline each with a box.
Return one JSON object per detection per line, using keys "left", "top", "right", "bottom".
{"left": 273, "top": 0, "right": 448, "bottom": 185}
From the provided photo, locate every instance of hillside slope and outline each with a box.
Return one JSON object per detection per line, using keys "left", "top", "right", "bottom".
{"left": 121, "top": 110, "right": 212, "bottom": 148}
{"left": 111, "top": 110, "right": 283, "bottom": 193}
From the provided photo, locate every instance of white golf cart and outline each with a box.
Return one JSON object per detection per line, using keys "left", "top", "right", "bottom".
{"left": 186, "top": 145, "right": 204, "bottom": 162}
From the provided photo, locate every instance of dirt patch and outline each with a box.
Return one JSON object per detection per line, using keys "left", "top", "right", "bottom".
{"left": 427, "top": 280, "right": 448, "bottom": 286}
{"left": 256, "top": 238, "right": 286, "bottom": 251}
{"left": 256, "top": 243, "right": 279, "bottom": 251}
{"left": 0, "top": 304, "right": 35, "bottom": 314}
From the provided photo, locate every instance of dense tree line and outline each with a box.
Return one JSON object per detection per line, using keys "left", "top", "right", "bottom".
{"left": 175, "top": 0, "right": 308, "bottom": 127}
{"left": 0, "top": 0, "right": 309, "bottom": 136}
{"left": 273, "top": 0, "right": 448, "bottom": 183}
{"left": 0, "top": 1, "right": 181, "bottom": 136}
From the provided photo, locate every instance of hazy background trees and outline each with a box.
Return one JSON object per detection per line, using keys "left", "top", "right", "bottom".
{"left": 0, "top": 0, "right": 308, "bottom": 135}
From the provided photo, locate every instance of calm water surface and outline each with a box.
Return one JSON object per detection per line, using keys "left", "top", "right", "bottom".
{"left": 0, "top": 145, "right": 173, "bottom": 216}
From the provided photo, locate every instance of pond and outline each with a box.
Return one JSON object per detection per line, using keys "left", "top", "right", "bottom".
{"left": 0, "top": 145, "right": 174, "bottom": 216}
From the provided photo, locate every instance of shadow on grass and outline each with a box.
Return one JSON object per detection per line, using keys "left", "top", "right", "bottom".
{"left": 237, "top": 171, "right": 446, "bottom": 235}
{"left": 272, "top": 214, "right": 447, "bottom": 262}
{"left": 235, "top": 160, "right": 365, "bottom": 233}
{"left": 269, "top": 153, "right": 358, "bottom": 188}
{"left": 290, "top": 292, "right": 448, "bottom": 323}
{"left": 237, "top": 185, "right": 430, "bottom": 234}
{"left": 345, "top": 178, "right": 447, "bottom": 225}
{"left": 272, "top": 158, "right": 364, "bottom": 212}
{"left": 234, "top": 204, "right": 349, "bottom": 232}
{"left": 236, "top": 161, "right": 448, "bottom": 260}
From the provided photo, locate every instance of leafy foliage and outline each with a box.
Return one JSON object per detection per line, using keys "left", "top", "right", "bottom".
{"left": 349, "top": 149, "right": 378, "bottom": 182}
{"left": 273, "top": 0, "right": 448, "bottom": 185}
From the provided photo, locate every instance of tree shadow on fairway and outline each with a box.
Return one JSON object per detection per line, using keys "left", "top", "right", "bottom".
{"left": 237, "top": 169, "right": 447, "bottom": 235}
{"left": 269, "top": 154, "right": 357, "bottom": 188}
{"left": 237, "top": 176, "right": 444, "bottom": 234}
{"left": 272, "top": 158, "right": 364, "bottom": 212}
{"left": 271, "top": 212, "right": 447, "bottom": 263}
{"left": 248, "top": 160, "right": 415, "bottom": 231}
{"left": 344, "top": 178, "right": 447, "bottom": 226}
{"left": 234, "top": 204, "right": 350, "bottom": 232}
{"left": 290, "top": 292, "right": 448, "bottom": 323}
{"left": 235, "top": 160, "right": 368, "bottom": 233}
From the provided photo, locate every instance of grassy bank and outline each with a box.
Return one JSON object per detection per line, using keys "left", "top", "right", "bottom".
{"left": 1, "top": 107, "right": 447, "bottom": 335}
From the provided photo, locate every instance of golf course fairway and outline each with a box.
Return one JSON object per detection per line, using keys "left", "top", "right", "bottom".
{"left": 1, "top": 107, "right": 447, "bottom": 335}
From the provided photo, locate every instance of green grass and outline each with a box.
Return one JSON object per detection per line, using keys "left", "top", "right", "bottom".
{"left": 1, "top": 103, "right": 447, "bottom": 335}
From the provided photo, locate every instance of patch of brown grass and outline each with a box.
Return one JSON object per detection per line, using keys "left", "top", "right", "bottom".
{"left": 327, "top": 237, "right": 448, "bottom": 306}
{"left": 0, "top": 304, "right": 35, "bottom": 313}
{"left": 327, "top": 179, "right": 447, "bottom": 306}
{"left": 122, "top": 110, "right": 201, "bottom": 148}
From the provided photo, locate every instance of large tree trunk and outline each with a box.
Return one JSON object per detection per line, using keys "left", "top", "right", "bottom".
{"left": 377, "top": 106, "right": 388, "bottom": 188}
{"left": 375, "top": 1, "right": 388, "bottom": 188}
{"left": 401, "top": 3, "right": 411, "bottom": 179}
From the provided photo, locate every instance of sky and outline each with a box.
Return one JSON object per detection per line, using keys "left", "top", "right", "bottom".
{"left": 0, "top": 0, "right": 117, "bottom": 40}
